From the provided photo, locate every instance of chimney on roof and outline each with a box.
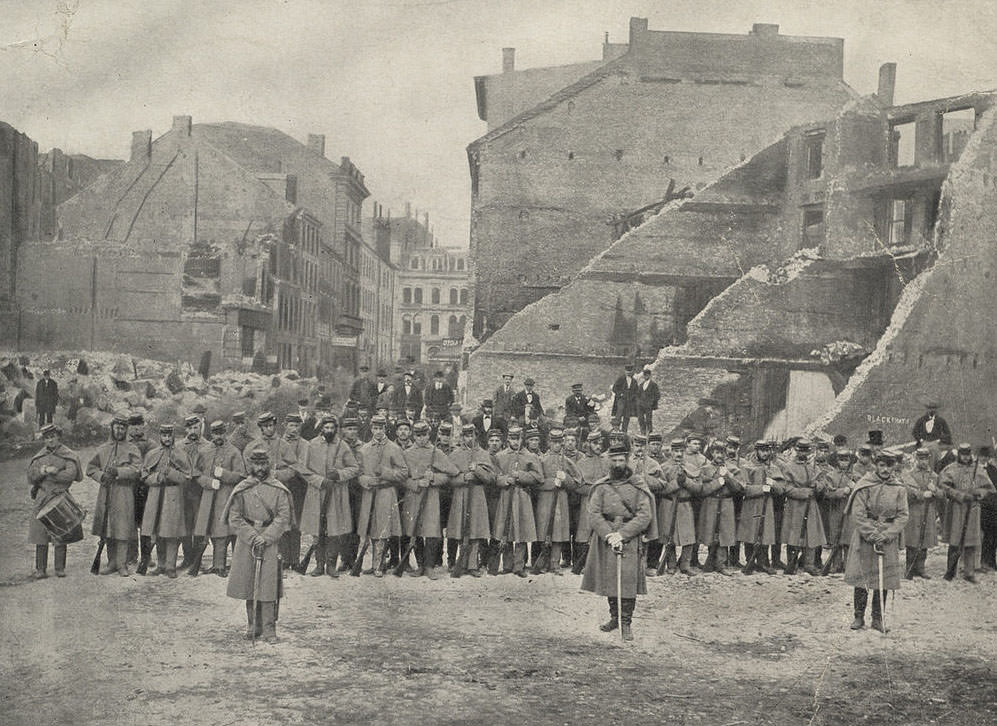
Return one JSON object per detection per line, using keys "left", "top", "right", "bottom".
{"left": 751, "top": 23, "right": 780, "bottom": 37}
{"left": 172, "top": 115, "right": 192, "bottom": 137}
{"left": 877, "top": 63, "right": 897, "bottom": 106}
{"left": 405, "top": 202, "right": 411, "bottom": 218}
{"left": 307, "top": 134, "right": 326, "bottom": 158}
{"left": 502, "top": 47, "right": 515, "bottom": 73}
{"left": 285, "top": 175, "right": 298, "bottom": 205}
{"left": 131, "top": 130, "right": 152, "bottom": 163}
{"left": 629, "top": 17, "right": 648, "bottom": 44}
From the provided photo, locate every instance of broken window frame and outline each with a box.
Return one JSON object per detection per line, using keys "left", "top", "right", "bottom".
{"left": 887, "top": 197, "right": 914, "bottom": 246}
{"left": 804, "top": 130, "right": 825, "bottom": 179}
{"left": 888, "top": 118, "right": 917, "bottom": 168}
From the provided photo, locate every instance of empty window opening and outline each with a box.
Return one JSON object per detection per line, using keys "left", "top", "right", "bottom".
{"left": 889, "top": 120, "right": 917, "bottom": 167}
{"left": 888, "top": 198, "right": 913, "bottom": 246}
{"left": 805, "top": 131, "right": 824, "bottom": 178}
{"left": 567, "top": 151, "right": 574, "bottom": 160}
{"left": 939, "top": 107, "right": 976, "bottom": 163}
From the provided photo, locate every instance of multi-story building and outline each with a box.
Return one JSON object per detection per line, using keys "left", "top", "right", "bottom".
{"left": 14, "top": 115, "right": 376, "bottom": 376}
{"left": 468, "top": 18, "right": 857, "bottom": 339}
{"left": 356, "top": 210, "right": 397, "bottom": 369}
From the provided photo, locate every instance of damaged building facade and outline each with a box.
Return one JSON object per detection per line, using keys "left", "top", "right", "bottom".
{"left": 466, "top": 61, "right": 996, "bottom": 446}
{"left": 13, "top": 116, "right": 395, "bottom": 377}
{"left": 468, "top": 18, "right": 856, "bottom": 339}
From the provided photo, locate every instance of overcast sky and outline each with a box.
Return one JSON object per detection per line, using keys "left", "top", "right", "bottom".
{"left": 2, "top": 0, "right": 994, "bottom": 248}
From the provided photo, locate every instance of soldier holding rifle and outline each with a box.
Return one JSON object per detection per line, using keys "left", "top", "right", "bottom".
{"left": 191, "top": 420, "right": 246, "bottom": 576}
{"left": 224, "top": 447, "right": 292, "bottom": 644}
{"left": 354, "top": 415, "right": 409, "bottom": 577}
{"left": 938, "top": 443, "right": 995, "bottom": 582}
{"left": 141, "top": 423, "right": 194, "bottom": 578}
{"left": 448, "top": 424, "right": 496, "bottom": 577}
{"left": 901, "top": 448, "right": 939, "bottom": 579}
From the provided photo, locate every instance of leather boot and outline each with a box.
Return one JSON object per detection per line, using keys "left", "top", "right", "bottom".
{"left": 714, "top": 545, "right": 730, "bottom": 576}
{"left": 53, "top": 545, "right": 67, "bottom": 577}
{"left": 870, "top": 590, "right": 888, "bottom": 632}
{"left": 260, "top": 602, "right": 278, "bottom": 643}
{"left": 424, "top": 538, "right": 441, "bottom": 580}
{"left": 211, "top": 537, "right": 228, "bottom": 576}
{"left": 802, "top": 547, "right": 819, "bottom": 576}
{"left": 784, "top": 546, "right": 799, "bottom": 575}
{"left": 114, "top": 541, "right": 131, "bottom": 576}
{"left": 728, "top": 544, "right": 743, "bottom": 568}
{"left": 468, "top": 541, "right": 483, "bottom": 576}
{"left": 447, "top": 537, "right": 459, "bottom": 570}
{"left": 944, "top": 546, "right": 959, "bottom": 581}
{"left": 917, "top": 549, "right": 931, "bottom": 579}
{"left": 326, "top": 537, "right": 340, "bottom": 578}
{"left": 309, "top": 540, "right": 326, "bottom": 577}
{"left": 570, "top": 544, "right": 588, "bottom": 575}
{"left": 137, "top": 536, "right": 154, "bottom": 575}
{"left": 621, "top": 598, "right": 635, "bottom": 641}
{"left": 99, "top": 540, "right": 118, "bottom": 575}
{"left": 770, "top": 545, "right": 785, "bottom": 569}
{"left": 599, "top": 597, "right": 619, "bottom": 631}
{"left": 813, "top": 547, "right": 823, "bottom": 571}
{"left": 690, "top": 545, "right": 702, "bottom": 570}
{"left": 851, "top": 588, "right": 867, "bottom": 629}
{"left": 702, "top": 545, "right": 716, "bottom": 573}
{"left": 679, "top": 545, "right": 696, "bottom": 575}
{"left": 905, "top": 547, "right": 917, "bottom": 580}
{"left": 33, "top": 544, "right": 49, "bottom": 579}
{"left": 371, "top": 540, "right": 386, "bottom": 577}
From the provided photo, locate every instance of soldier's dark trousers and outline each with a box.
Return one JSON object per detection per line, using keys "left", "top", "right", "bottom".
{"left": 945, "top": 545, "right": 976, "bottom": 579}
{"left": 981, "top": 504, "right": 997, "bottom": 568}
{"left": 446, "top": 537, "right": 458, "bottom": 568}
{"left": 678, "top": 544, "right": 696, "bottom": 573}
{"left": 414, "top": 537, "right": 442, "bottom": 572}
{"left": 341, "top": 533, "right": 359, "bottom": 569}
{"left": 211, "top": 537, "right": 228, "bottom": 572}
{"left": 853, "top": 588, "right": 883, "bottom": 620}
{"left": 35, "top": 544, "right": 66, "bottom": 575}
{"left": 742, "top": 543, "right": 773, "bottom": 573}
{"left": 770, "top": 544, "right": 784, "bottom": 568}
{"left": 245, "top": 601, "right": 276, "bottom": 638}
{"left": 604, "top": 597, "right": 636, "bottom": 624}
{"left": 387, "top": 535, "right": 401, "bottom": 568}
{"left": 157, "top": 538, "right": 180, "bottom": 574}
{"left": 905, "top": 546, "right": 927, "bottom": 578}
{"left": 646, "top": 540, "right": 663, "bottom": 569}
{"left": 501, "top": 542, "right": 528, "bottom": 573}
{"left": 571, "top": 543, "right": 589, "bottom": 574}
{"left": 279, "top": 529, "right": 301, "bottom": 569}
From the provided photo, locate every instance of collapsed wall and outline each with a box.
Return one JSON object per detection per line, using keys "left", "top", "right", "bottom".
{"left": 810, "top": 107, "right": 997, "bottom": 446}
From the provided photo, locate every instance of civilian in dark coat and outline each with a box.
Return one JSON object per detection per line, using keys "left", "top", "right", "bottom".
{"left": 34, "top": 370, "right": 59, "bottom": 426}
{"left": 493, "top": 374, "right": 516, "bottom": 421}
{"left": 391, "top": 372, "right": 424, "bottom": 419}
{"left": 349, "top": 366, "right": 377, "bottom": 411}
{"left": 510, "top": 378, "right": 543, "bottom": 421}
{"left": 635, "top": 368, "right": 660, "bottom": 434}
{"left": 471, "top": 399, "right": 507, "bottom": 448}
{"left": 564, "top": 383, "right": 596, "bottom": 422}
{"left": 610, "top": 364, "right": 639, "bottom": 433}
{"left": 423, "top": 371, "right": 455, "bottom": 420}
{"left": 912, "top": 402, "right": 952, "bottom": 447}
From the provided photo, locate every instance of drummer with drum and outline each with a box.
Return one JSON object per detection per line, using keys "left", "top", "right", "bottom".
{"left": 87, "top": 412, "right": 144, "bottom": 576}
{"left": 27, "top": 423, "right": 84, "bottom": 579}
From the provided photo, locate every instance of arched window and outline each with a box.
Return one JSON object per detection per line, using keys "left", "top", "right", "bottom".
{"left": 402, "top": 287, "right": 411, "bottom": 304}
{"left": 449, "top": 288, "right": 457, "bottom": 305}
{"left": 402, "top": 315, "right": 412, "bottom": 335}
{"left": 456, "top": 258, "right": 465, "bottom": 271}
{"left": 414, "top": 288, "right": 423, "bottom": 304}
{"left": 459, "top": 288, "right": 468, "bottom": 305}
{"left": 411, "top": 257, "right": 419, "bottom": 269}
{"left": 458, "top": 315, "right": 466, "bottom": 333}
{"left": 431, "top": 288, "right": 440, "bottom": 304}
{"left": 447, "top": 315, "right": 459, "bottom": 337}
{"left": 412, "top": 317, "right": 422, "bottom": 336}
{"left": 430, "top": 315, "right": 439, "bottom": 335}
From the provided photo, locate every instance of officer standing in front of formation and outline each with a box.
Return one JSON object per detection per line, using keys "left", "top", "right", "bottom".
{"left": 901, "top": 448, "right": 939, "bottom": 579}
{"left": 301, "top": 413, "right": 360, "bottom": 577}
{"left": 87, "top": 412, "right": 143, "bottom": 576}
{"left": 141, "top": 423, "right": 192, "bottom": 578}
{"left": 223, "top": 447, "right": 292, "bottom": 644}
{"left": 192, "top": 420, "right": 246, "bottom": 576}
{"left": 938, "top": 443, "right": 995, "bottom": 582}
{"left": 844, "top": 449, "right": 908, "bottom": 632}
{"left": 581, "top": 443, "right": 656, "bottom": 641}
{"left": 27, "top": 423, "right": 83, "bottom": 579}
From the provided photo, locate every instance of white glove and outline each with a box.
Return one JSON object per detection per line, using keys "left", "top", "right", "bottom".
{"left": 606, "top": 532, "right": 624, "bottom": 550}
{"left": 211, "top": 478, "right": 221, "bottom": 490}
{"left": 762, "top": 484, "right": 772, "bottom": 493}
{"left": 214, "top": 466, "right": 224, "bottom": 478}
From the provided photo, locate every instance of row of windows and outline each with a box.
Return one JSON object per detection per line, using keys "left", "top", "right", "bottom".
{"left": 401, "top": 314, "right": 466, "bottom": 337}
{"left": 408, "top": 255, "right": 466, "bottom": 271}
{"left": 402, "top": 287, "right": 469, "bottom": 305}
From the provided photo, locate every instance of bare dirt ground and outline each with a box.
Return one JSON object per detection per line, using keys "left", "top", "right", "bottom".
{"left": 1, "top": 447, "right": 995, "bottom": 725}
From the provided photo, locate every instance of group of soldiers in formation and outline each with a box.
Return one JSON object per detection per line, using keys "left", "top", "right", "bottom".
{"left": 26, "top": 373, "right": 996, "bottom": 643}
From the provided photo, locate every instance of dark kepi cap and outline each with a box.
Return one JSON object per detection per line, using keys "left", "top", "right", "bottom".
{"left": 412, "top": 420, "right": 430, "bottom": 434}
{"left": 394, "top": 418, "right": 411, "bottom": 430}
{"left": 623, "top": 364, "right": 634, "bottom": 372}
{"left": 461, "top": 423, "right": 475, "bottom": 436}
{"left": 285, "top": 413, "right": 303, "bottom": 423}
{"left": 112, "top": 411, "right": 131, "bottom": 426}
{"left": 248, "top": 447, "right": 270, "bottom": 463}
{"left": 754, "top": 439, "right": 770, "bottom": 449}
{"left": 257, "top": 411, "right": 276, "bottom": 424}
{"left": 501, "top": 373, "right": 513, "bottom": 379}
{"left": 437, "top": 422, "right": 452, "bottom": 435}
{"left": 549, "top": 428, "right": 564, "bottom": 441}
{"left": 608, "top": 443, "right": 629, "bottom": 457}
{"left": 875, "top": 449, "right": 896, "bottom": 465}
{"left": 914, "top": 447, "right": 931, "bottom": 458}
{"left": 370, "top": 414, "right": 387, "bottom": 426}
{"left": 319, "top": 412, "right": 338, "bottom": 425}
{"left": 159, "top": 423, "right": 175, "bottom": 434}
{"left": 725, "top": 435, "right": 741, "bottom": 447}
{"left": 587, "top": 430, "right": 603, "bottom": 442}
{"left": 671, "top": 438, "right": 686, "bottom": 449}
{"left": 40, "top": 423, "right": 61, "bottom": 436}
{"left": 832, "top": 434, "right": 848, "bottom": 447}
{"left": 482, "top": 398, "right": 494, "bottom": 407}
{"left": 191, "top": 403, "right": 207, "bottom": 414}
{"left": 632, "top": 434, "right": 647, "bottom": 445}
{"left": 525, "top": 428, "right": 540, "bottom": 440}
{"left": 571, "top": 383, "right": 583, "bottom": 390}
{"left": 209, "top": 420, "right": 226, "bottom": 433}
{"left": 128, "top": 413, "right": 145, "bottom": 426}
{"left": 795, "top": 439, "right": 812, "bottom": 451}
{"left": 507, "top": 426, "right": 523, "bottom": 438}
{"left": 858, "top": 444, "right": 873, "bottom": 454}
{"left": 648, "top": 433, "right": 663, "bottom": 443}
{"left": 487, "top": 429, "right": 504, "bottom": 440}
{"left": 523, "top": 377, "right": 536, "bottom": 386}
{"left": 342, "top": 417, "right": 360, "bottom": 428}
{"left": 232, "top": 411, "right": 246, "bottom": 423}
{"left": 816, "top": 440, "right": 830, "bottom": 450}
{"left": 183, "top": 414, "right": 201, "bottom": 427}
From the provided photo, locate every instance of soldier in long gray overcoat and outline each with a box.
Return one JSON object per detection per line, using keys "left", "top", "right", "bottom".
{"left": 141, "top": 424, "right": 193, "bottom": 578}
{"left": 901, "top": 448, "right": 939, "bottom": 579}
{"left": 844, "top": 450, "right": 909, "bottom": 632}
{"left": 193, "top": 421, "right": 247, "bottom": 576}
{"left": 491, "top": 426, "right": 541, "bottom": 576}
{"left": 87, "top": 412, "right": 143, "bottom": 575}
{"left": 938, "top": 443, "right": 995, "bottom": 581}
{"left": 224, "top": 447, "right": 292, "bottom": 643}
{"left": 581, "top": 444, "right": 656, "bottom": 641}
{"left": 534, "top": 429, "right": 580, "bottom": 574}
{"left": 447, "top": 424, "right": 496, "bottom": 576}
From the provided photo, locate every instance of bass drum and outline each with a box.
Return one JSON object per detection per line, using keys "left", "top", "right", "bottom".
{"left": 36, "top": 491, "right": 87, "bottom": 544}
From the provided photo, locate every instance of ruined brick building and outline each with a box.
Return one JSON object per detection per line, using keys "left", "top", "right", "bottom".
{"left": 13, "top": 116, "right": 396, "bottom": 377}
{"left": 468, "top": 18, "right": 856, "bottom": 339}
{"left": 466, "top": 56, "right": 997, "bottom": 447}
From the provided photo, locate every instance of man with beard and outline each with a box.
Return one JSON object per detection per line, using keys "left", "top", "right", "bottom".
{"left": 301, "top": 413, "right": 360, "bottom": 577}
{"left": 223, "top": 447, "right": 292, "bottom": 644}
{"left": 901, "top": 448, "right": 939, "bottom": 580}
{"left": 844, "top": 450, "right": 909, "bottom": 632}
{"left": 448, "top": 424, "right": 495, "bottom": 577}
{"left": 271, "top": 414, "right": 311, "bottom": 571}
{"left": 534, "top": 428, "right": 579, "bottom": 575}
{"left": 564, "top": 383, "right": 597, "bottom": 423}
{"left": 87, "top": 412, "right": 143, "bottom": 576}
{"left": 178, "top": 414, "right": 209, "bottom": 571}
{"left": 691, "top": 442, "right": 743, "bottom": 576}
{"left": 939, "top": 443, "right": 995, "bottom": 582}
{"left": 27, "top": 423, "right": 83, "bottom": 578}
{"left": 398, "top": 420, "right": 459, "bottom": 578}
{"left": 737, "top": 440, "right": 782, "bottom": 575}
{"left": 815, "top": 448, "right": 855, "bottom": 575}
{"left": 779, "top": 439, "right": 827, "bottom": 575}
{"left": 141, "top": 424, "right": 193, "bottom": 578}
{"left": 356, "top": 415, "right": 409, "bottom": 576}
{"left": 492, "top": 426, "right": 541, "bottom": 576}
{"left": 570, "top": 431, "right": 610, "bottom": 574}
{"left": 189, "top": 420, "right": 246, "bottom": 576}
{"left": 581, "top": 444, "right": 656, "bottom": 641}
{"left": 228, "top": 411, "right": 253, "bottom": 454}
